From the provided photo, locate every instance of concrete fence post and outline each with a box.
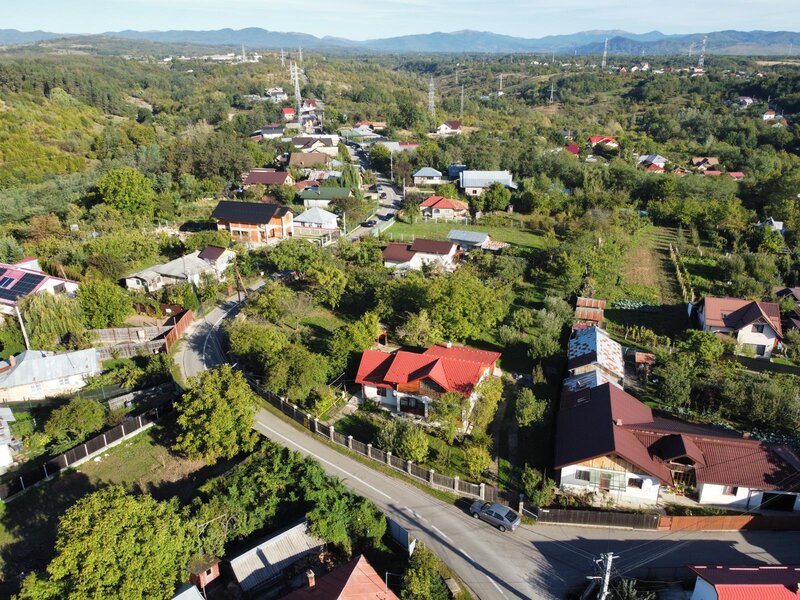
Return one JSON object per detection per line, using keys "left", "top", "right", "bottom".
{"left": 406, "top": 460, "right": 413, "bottom": 474}
{"left": 386, "top": 451, "right": 392, "bottom": 466}
{"left": 366, "top": 443, "right": 372, "bottom": 459}
{"left": 429, "top": 469, "right": 435, "bottom": 484}
{"left": 329, "top": 424, "right": 335, "bottom": 441}
{"left": 347, "top": 435, "right": 353, "bottom": 449}
{"left": 312, "top": 417, "right": 318, "bottom": 434}
{"left": 518, "top": 493, "right": 525, "bottom": 513}
{"left": 292, "top": 404, "right": 298, "bottom": 419}
{"left": 453, "top": 475, "right": 459, "bottom": 492}
{"left": 479, "top": 483, "right": 485, "bottom": 500}
{"left": 63, "top": 454, "right": 69, "bottom": 468}
{"left": 102, "top": 434, "right": 108, "bottom": 446}
{"left": 307, "top": 414, "right": 313, "bottom": 432}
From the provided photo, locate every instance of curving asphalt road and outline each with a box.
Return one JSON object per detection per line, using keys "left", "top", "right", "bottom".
{"left": 175, "top": 286, "right": 800, "bottom": 599}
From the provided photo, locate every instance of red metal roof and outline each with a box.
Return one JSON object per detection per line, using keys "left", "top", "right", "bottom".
{"left": 574, "top": 306, "right": 604, "bottom": 323}
{"left": 284, "top": 555, "right": 399, "bottom": 600}
{"left": 700, "top": 296, "right": 782, "bottom": 338}
{"left": 356, "top": 345, "right": 500, "bottom": 398}
{"left": 589, "top": 135, "right": 618, "bottom": 146}
{"left": 282, "top": 107, "right": 295, "bottom": 114}
{"left": 198, "top": 246, "right": 227, "bottom": 261}
{"left": 243, "top": 169, "right": 292, "bottom": 186}
{"left": 419, "top": 196, "right": 468, "bottom": 211}
{"left": 690, "top": 565, "right": 800, "bottom": 600}
{"left": 409, "top": 239, "right": 456, "bottom": 255}
{"left": 382, "top": 243, "right": 416, "bottom": 263}
{"left": 564, "top": 144, "right": 580, "bottom": 155}
{"left": 575, "top": 297, "right": 606, "bottom": 310}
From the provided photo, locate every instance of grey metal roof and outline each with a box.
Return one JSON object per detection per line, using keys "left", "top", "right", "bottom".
{"left": 172, "top": 584, "right": 204, "bottom": 600}
{"left": 459, "top": 170, "right": 516, "bottom": 190}
{"left": 413, "top": 167, "right": 442, "bottom": 178}
{"left": 448, "top": 229, "right": 490, "bottom": 245}
{"left": 229, "top": 521, "right": 325, "bottom": 593}
{"left": 0, "top": 349, "right": 100, "bottom": 389}
{"left": 127, "top": 249, "right": 234, "bottom": 282}
{"left": 293, "top": 207, "right": 338, "bottom": 228}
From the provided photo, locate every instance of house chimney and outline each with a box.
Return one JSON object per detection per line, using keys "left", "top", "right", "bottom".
{"left": 614, "top": 419, "right": 623, "bottom": 426}
{"left": 742, "top": 432, "right": 751, "bottom": 439}
{"left": 446, "top": 341, "right": 453, "bottom": 348}
{"left": 306, "top": 569, "right": 315, "bottom": 588}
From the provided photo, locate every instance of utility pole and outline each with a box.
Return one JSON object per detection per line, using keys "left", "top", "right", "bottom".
{"left": 601, "top": 38, "right": 608, "bottom": 69}
{"left": 459, "top": 84, "right": 465, "bottom": 119}
{"left": 389, "top": 150, "right": 394, "bottom": 181}
{"left": 15, "top": 305, "right": 30, "bottom": 350}
{"left": 587, "top": 553, "right": 618, "bottom": 600}
{"left": 428, "top": 75, "right": 436, "bottom": 120}
{"left": 698, "top": 35, "right": 708, "bottom": 68}
{"left": 688, "top": 41, "right": 695, "bottom": 57}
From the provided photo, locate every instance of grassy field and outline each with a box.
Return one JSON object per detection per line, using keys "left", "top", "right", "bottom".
{"left": 384, "top": 220, "right": 546, "bottom": 249}
{"left": 299, "top": 306, "right": 347, "bottom": 354}
{"left": 0, "top": 425, "right": 227, "bottom": 594}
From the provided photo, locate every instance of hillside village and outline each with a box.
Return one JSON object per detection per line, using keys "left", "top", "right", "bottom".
{"left": 0, "top": 25, "right": 798, "bottom": 600}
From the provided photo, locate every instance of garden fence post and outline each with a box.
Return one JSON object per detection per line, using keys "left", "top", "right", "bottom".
{"left": 428, "top": 469, "right": 435, "bottom": 484}
{"left": 453, "top": 475, "right": 459, "bottom": 492}
{"left": 329, "top": 424, "right": 335, "bottom": 441}
{"left": 347, "top": 435, "right": 353, "bottom": 450}
{"left": 386, "top": 451, "right": 392, "bottom": 466}
{"left": 479, "top": 483, "right": 485, "bottom": 500}
{"left": 406, "top": 460, "right": 412, "bottom": 475}
{"left": 366, "top": 443, "right": 372, "bottom": 459}
{"left": 312, "top": 417, "right": 318, "bottom": 434}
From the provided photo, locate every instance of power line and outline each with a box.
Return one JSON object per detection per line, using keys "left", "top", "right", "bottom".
{"left": 428, "top": 75, "right": 436, "bottom": 120}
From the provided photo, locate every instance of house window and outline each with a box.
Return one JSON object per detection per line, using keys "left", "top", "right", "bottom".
{"left": 30, "top": 383, "right": 42, "bottom": 393}
{"left": 376, "top": 387, "right": 388, "bottom": 397}
{"left": 720, "top": 312, "right": 729, "bottom": 319}
{"left": 756, "top": 345, "right": 767, "bottom": 357}
{"left": 722, "top": 486, "right": 739, "bottom": 496}
{"left": 575, "top": 470, "right": 591, "bottom": 481}
{"left": 628, "top": 478, "right": 644, "bottom": 489}
{"left": 53, "top": 283, "right": 66, "bottom": 294}
{"left": 205, "top": 568, "right": 213, "bottom": 576}
{"left": 58, "top": 377, "right": 70, "bottom": 386}
{"left": 753, "top": 324, "right": 765, "bottom": 334}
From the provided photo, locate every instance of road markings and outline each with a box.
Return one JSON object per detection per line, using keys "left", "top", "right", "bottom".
{"left": 486, "top": 574, "right": 507, "bottom": 597}
{"left": 256, "top": 420, "right": 391, "bottom": 500}
{"left": 404, "top": 506, "right": 427, "bottom": 522}
{"left": 458, "top": 548, "right": 473, "bottom": 561}
{"left": 431, "top": 525, "right": 452, "bottom": 542}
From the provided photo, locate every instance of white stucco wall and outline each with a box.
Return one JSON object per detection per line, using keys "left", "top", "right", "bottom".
{"left": 559, "top": 463, "right": 661, "bottom": 505}
{"left": 0, "top": 443, "right": 13, "bottom": 470}
{"left": 690, "top": 577, "right": 718, "bottom": 600}
{"left": 735, "top": 324, "right": 778, "bottom": 357}
{"left": 697, "top": 483, "right": 754, "bottom": 508}
{"left": 0, "top": 373, "right": 91, "bottom": 403}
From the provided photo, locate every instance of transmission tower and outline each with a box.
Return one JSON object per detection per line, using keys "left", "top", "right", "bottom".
{"left": 698, "top": 35, "right": 707, "bottom": 68}
{"left": 428, "top": 76, "right": 436, "bottom": 120}
{"left": 687, "top": 41, "right": 696, "bottom": 57}
{"left": 459, "top": 84, "right": 465, "bottom": 119}
{"left": 499, "top": 73, "right": 504, "bottom": 95}
{"left": 280, "top": 48, "right": 286, "bottom": 67}
{"left": 601, "top": 38, "right": 608, "bottom": 69}
{"left": 549, "top": 80, "right": 555, "bottom": 104}
{"left": 298, "top": 46, "right": 303, "bottom": 62}
{"left": 293, "top": 62, "right": 302, "bottom": 118}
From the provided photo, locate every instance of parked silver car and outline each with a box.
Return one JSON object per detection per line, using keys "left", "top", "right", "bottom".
{"left": 469, "top": 501, "right": 521, "bottom": 532}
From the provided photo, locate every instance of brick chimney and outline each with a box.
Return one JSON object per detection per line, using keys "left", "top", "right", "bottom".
{"left": 306, "top": 569, "right": 315, "bottom": 589}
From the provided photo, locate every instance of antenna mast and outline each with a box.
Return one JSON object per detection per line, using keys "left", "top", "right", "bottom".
{"left": 601, "top": 38, "right": 608, "bottom": 69}
{"left": 428, "top": 76, "right": 436, "bottom": 120}
{"left": 698, "top": 35, "right": 707, "bottom": 68}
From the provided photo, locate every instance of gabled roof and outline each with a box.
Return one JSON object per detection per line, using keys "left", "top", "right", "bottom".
{"left": 774, "top": 286, "right": 800, "bottom": 302}
{"left": 567, "top": 327, "right": 624, "bottom": 380}
{"left": 699, "top": 296, "right": 782, "bottom": 338}
{"left": 564, "top": 144, "right": 580, "bottom": 156}
{"left": 284, "top": 555, "right": 399, "bottom": 600}
{"left": 588, "top": 135, "right": 618, "bottom": 146}
{"left": 289, "top": 152, "right": 331, "bottom": 168}
{"left": 413, "top": 167, "right": 443, "bottom": 178}
{"left": 459, "top": 170, "right": 516, "bottom": 190}
{"left": 409, "top": 239, "right": 456, "bottom": 255}
{"left": 243, "top": 169, "right": 292, "bottom": 186}
{"left": 448, "top": 229, "right": 490, "bottom": 246}
{"left": 356, "top": 344, "right": 500, "bottom": 398}
{"left": 211, "top": 201, "right": 290, "bottom": 225}
{"left": 299, "top": 187, "right": 351, "bottom": 201}
{"left": 282, "top": 107, "right": 295, "bottom": 114}
{"left": 0, "top": 259, "right": 77, "bottom": 307}
{"left": 0, "top": 349, "right": 99, "bottom": 388}
{"left": 420, "top": 196, "right": 468, "bottom": 211}
{"left": 229, "top": 522, "right": 325, "bottom": 593}
{"left": 294, "top": 207, "right": 338, "bottom": 228}
{"left": 382, "top": 244, "right": 416, "bottom": 263}
{"left": 198, "top": 246, "right": 228, "bottom": 261}
{"left": 690, "top": 564, "right": 800, "bottom": 600}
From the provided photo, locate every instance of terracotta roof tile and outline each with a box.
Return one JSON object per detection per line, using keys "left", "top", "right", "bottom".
{"left": 690, "top": 564, "right": 800, "bottom": 600}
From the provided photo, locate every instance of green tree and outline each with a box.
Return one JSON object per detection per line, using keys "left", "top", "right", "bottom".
{"left": 613, "top": 579, "right": 656, "bottom": 600}
{"left": 226, "top": 320, "right": 289, "bottom": 375}
{"left": 402, "top": 197, "right": 421, "bottom": 224}
{"left": 327, "top": 312, "right": 381, "bottom": 374}
{"left": 398, "top": 423, "right": 430, "bottom": 464}
{"left": 430, "top": 391, "right": 467, "bottom": 444}
{"left": 77, "top": 278, "right": 133, "bottom": 329}
{"left": 516, "top": 388, "right": 546, "bottom": 427}
{"left": 17, "top": 486, "right": 190, "bottom": 600}
{"left": 264, "top": 343, "right": 330, "bottom": 405}
{"left": 401, "top": 544, "right": 450, "bottom": 600}
{"left": 655, "top": 353, "right": 695, "bottom": 408}
{"left": 0, "top": 235, "right": 24, "bottom": 263}
{"left": 426, "top": 270, "right": 507, "bottom": 341}
{"left": 785, "top": 329, "right": 800, "bottom": 364}
{"left": 481, "top": 182, "right": 512, "bottom": 212}
{"left": 520, "top": 465, "right": 556, "bottom": 507}
{"left": 20, "top": 293, "right": 86, "bottom": 350}
{"left": 471, "top": 377, "right": 503, "bottom": 432}
{"left": 396, "top": 309, "right": 444, "bottom": 348}
{"left": 464, "top": 444, "right": 491, "bottom": 479}
{"left": 307, "top": 262, "right": 347, "bottom": 309}
{"left": 676, "top": 330, "right": 728, "bottom": 368}
{"left": 44, "top": 397, "right": 105, "bottom": 451}
{"left": 96, "top": 167, "right": 156, "bottom": 216}
{"left": 174, "top": 365, "right": 258, "bottom": 463}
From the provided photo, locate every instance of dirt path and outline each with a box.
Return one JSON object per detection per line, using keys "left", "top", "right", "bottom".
{"left": 623, "top": 227, "right": 681, "bottom": 304}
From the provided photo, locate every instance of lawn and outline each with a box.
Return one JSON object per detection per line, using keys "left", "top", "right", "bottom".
{"left": 299, "top": 306, "right": 347, "bottom": 354}
{"left": 0, "top": 424, "right": 227, "bottom": 595}
{"left": 384, "top": 220, "right": 546, "bottom": 249}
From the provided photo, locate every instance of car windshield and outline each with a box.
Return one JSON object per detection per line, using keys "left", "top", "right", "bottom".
{"left": 504, "top": 510, "right": 518, "bottom": 522}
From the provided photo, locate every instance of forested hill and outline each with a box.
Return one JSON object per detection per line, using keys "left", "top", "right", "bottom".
{"left": 2, "top": 28, "right": 799, "bottom": 55}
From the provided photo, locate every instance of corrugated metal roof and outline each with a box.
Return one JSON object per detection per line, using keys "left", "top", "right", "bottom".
{"left": 172, "top": 584, "right": 205, "bottom": 600}
{"left": 459, "top": 170, "right": 516, "bottom": 189}
{"left": 294, "top": 207, "right": 338, "bottom": 228}
{"left": 229, "top": 521, "right": 325, "bottom": 593}
{"left": 448, "top": 229, "right": 489, "bottom": 245}
{"left": 691, "top": 565, "right": 800, "bottom": 600}
{"left": 0, "top": 349, "right": 100, "bottom": 389}
{"left": 567, "top": 327, "right": 624, "bottom": 380}
{"left": 413, "top": 167, "right": 442, "bottom": 177}
{"left": 576, "top": 297, "right": 606, "bottom": 309}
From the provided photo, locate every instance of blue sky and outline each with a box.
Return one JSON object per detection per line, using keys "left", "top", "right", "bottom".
{"left": 6, "top": 0, "right": 800, "bottom": 39}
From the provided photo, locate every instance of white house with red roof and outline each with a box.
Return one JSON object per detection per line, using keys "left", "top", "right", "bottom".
{"left": 355, "top": 344, "right": 501, "bottom": 418}
{"left": 695, "top": 296, "right": 782, "bottom": 357}
{"left": 436, "top": 120, "right": 462, "bottom": 136}
{"left": 0, "top": 258, "right": 79, "bottom": 317}
{"left": 690, "top": 564, "right": 800, "bottom": 600}
{"left": 588, "top": 135, "right": 620, "bottom": 149}
{"left": 418, "top": 196, "right": 469, "bottom": 220}
{"left": 382, "top": 239, "right": 458, "bottom": 271}
{"left": 282, "top": 107, "right": 296, "bottom": 121}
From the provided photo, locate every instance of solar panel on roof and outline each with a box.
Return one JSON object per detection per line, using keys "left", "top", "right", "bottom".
{"left": 0, "top": 273, "right": 45, "bottom": 302}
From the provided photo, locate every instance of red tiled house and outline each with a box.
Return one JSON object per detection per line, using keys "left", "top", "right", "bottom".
{"left": 695, "top": 296, "right": 782, "bottom": 358}
{"left": 382, "top": 239, "right": 458, "bottom": 271}
{"left": 355, "top": 344, "right": 501, "bottom": 417}
{"left": 555, "top": 383, "right": 800, "bottom": 510}
{"left": 419, "top": 196, "right": 469, "bottom": 220}
{"left": 588, "top": 135, "right": 620, "bottom": 149}
{"left": 242, "top": 168, "right": 295, "bottom": 187}
{"left": 211, "top": 201, "right": 293, "bottom": 245}
{"left": 689, "top": 564, "right": 800, "bottom": 600}
{"left": 283, "top": 555, "right": 399, "bottom": 600}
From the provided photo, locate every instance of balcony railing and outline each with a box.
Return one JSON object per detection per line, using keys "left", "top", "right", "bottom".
{"left": 561, "top": 471, "right": 628, "bottom": 493}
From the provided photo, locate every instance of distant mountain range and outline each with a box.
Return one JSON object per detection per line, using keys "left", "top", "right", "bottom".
{"left": 2, "top": 27, "right": 799, "bottom": 55}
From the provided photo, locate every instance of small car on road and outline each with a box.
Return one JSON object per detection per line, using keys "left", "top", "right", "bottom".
{"left": 361, "top": 219, "right": 378, "bottom": 227}
{"left": 469, "top": 501, "right": 521, "bottom": 532}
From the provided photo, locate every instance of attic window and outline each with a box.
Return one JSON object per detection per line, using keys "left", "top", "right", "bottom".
{"left": 753, "top": 324, "right": 765, "bottom": 333}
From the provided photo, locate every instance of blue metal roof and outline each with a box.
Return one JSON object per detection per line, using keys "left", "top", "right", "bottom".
{"left": 413, "top": 167, "right": 442, "bottom": 177}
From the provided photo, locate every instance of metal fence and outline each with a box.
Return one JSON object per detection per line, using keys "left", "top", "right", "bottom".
{"left": 248, "top": 378, "right": 518, "bottom": 505}
{"left": 535, "top": 507, "right": 660, "bottom": 530}
{"left": 0, "top": 402, "right": 175, "bottom": 502}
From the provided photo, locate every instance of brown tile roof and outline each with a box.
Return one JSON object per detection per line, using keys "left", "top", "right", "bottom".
{"left": 700, "top": 296, "right": 782, "bottom": 337}
{"left": 419, "top": 196, "right": 469, "bottom": 211}
{"left": 283, "top": 555, "right": 399, "bottom": 600}
{"left": 576, "top": 297, "right": 607, "bottom": 309}
{"left": 444, "top": 120, "right": 462, "bottom": 130}
{"left": 574, "top": 306, "right": 604, "bottom": 323}
{"left": 288, "top": 152, "right": 331, "bottom": 168}
{"left": 409, "top": 239, "right": 456, "bottom": 255}
{"left": 198, "top": 246, "right": 227, "bottom": 261}
{"left": 382, "top": 244, "right": 416, "bottom": 263}
{"left": 243, "top": 169, "right": 292, "bottom": 186}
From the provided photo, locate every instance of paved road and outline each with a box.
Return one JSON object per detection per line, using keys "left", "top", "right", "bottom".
{"left": 346, "top": 150, "right": 401, "bottom": 240}
{"left": 253, "top": 410, "right": 800, "bottom": 599}
{"left": 175, "top": 283, "right": 800, "bottom": 599}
